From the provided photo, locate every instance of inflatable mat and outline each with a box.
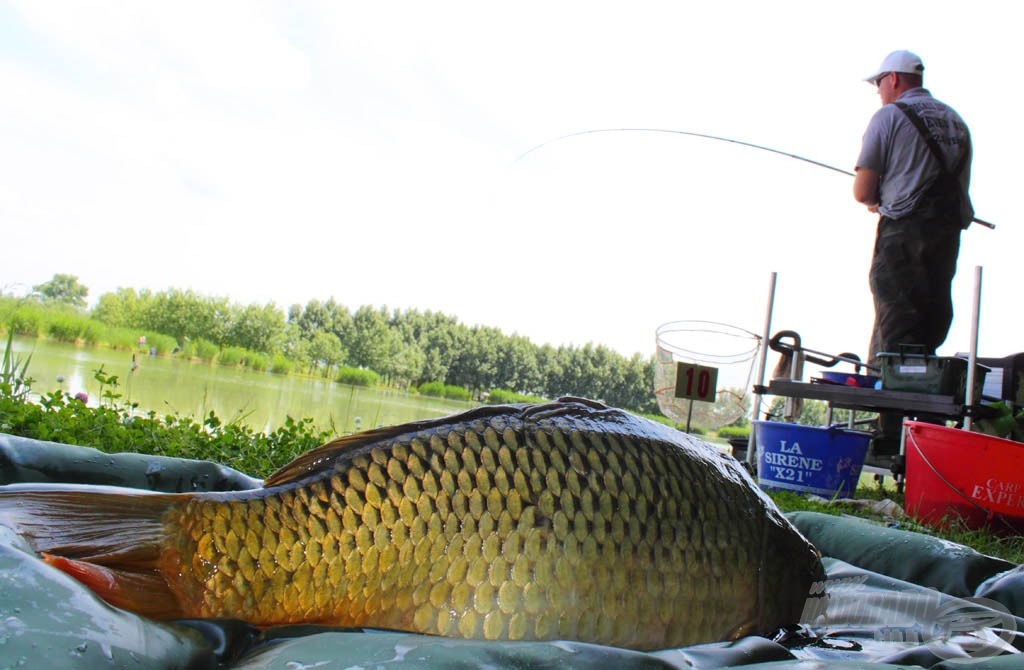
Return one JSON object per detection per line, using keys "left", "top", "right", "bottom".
{"left": 2, "top": 433, "right": 1022, "bottom": 668}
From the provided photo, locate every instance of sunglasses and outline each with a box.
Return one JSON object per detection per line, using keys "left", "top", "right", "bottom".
{"left": 873, "top": 72, "right": 891, "bottom": 88}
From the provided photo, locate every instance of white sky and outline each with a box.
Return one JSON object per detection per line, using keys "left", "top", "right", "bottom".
{"left": 1, "top": 1, "right": 1019, "bottom": 377}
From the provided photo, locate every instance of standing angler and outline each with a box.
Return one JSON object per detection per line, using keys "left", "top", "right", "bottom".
{"left": 0, "top": 398, "right": 823, "bottom": 651}
{"left": 853, "top": 50, "right": 973, "bottom": 465}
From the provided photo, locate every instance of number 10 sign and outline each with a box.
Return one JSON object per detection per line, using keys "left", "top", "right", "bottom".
{"left": 674, "top": 362, "right": 718, "bottom": 402}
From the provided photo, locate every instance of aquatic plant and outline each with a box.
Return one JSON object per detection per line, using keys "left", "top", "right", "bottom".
{"left": 1, "top": 330, "right": 33, "bottom": 402}
{"left": 417, "top": 381, "right": 472, "bottom": 400}
{"left": 336, "top": 366, "right": 379, "bottom": 387}
{"left": 217, "top": 346, "right": 247, "bottom": 367}
{"left": 270, "top": 354, "right": 292, "bottom": 375}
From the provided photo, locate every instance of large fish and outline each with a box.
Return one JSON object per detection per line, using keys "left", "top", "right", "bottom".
{"left": 0, "top": 398, "right": 822, "bottom": 650}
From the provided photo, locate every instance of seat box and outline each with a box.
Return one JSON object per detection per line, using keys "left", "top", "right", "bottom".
{"left": 878, "top": 349, "right": 988, "bottom": 402}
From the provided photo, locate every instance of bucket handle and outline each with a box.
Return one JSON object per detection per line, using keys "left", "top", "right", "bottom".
{"left": 905, "top": 424, "right": 1015, "bottom": 530}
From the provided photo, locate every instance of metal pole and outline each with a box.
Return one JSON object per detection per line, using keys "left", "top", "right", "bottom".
{"left": 964, "top": 266, "right": 983, "bottom": 431}
{"left": 747, "top": 271, "right": 777, "bottom": 466}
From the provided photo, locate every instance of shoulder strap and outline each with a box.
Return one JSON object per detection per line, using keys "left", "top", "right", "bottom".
{"left": 893, "top": 101, "right": 969, "bottom": 175}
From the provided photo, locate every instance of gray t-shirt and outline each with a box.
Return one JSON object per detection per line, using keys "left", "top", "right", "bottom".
{"left": 856, "top": 88, "right": 972, "bottom": 224}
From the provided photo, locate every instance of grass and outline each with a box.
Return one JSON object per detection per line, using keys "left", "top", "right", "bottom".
{"left": 769, "top": 481, "right": 1024, "bottom": 564}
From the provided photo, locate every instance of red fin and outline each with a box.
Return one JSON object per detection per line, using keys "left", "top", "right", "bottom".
{"left": 44, "top": 553, "right": 117, "bottom": 591}
{"left": 43, "top": 553, "right": 185, "bottom": 619}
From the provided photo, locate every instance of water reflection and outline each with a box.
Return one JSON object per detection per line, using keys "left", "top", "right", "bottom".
{"left": 10, "top": 336, "right": 476, "bottom": 433}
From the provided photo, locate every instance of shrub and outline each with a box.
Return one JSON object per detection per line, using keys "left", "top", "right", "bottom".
{"left": 717, "top": 425, "right": 750, "bottom": 439}
{"left": 218, "top": 346, "right": 246, "bottom": 367}
{"left": 47, "top": 314, "right": 86, "bottom": 342}
{"left": 188, "top": 338, "right": 219, "bottom": 362}
{"left": 270, "top": 354, "right": 292, "bottom": 375}
{"left": 246, "top": 352, "right": 269, "bottom": 373}
{"left": 418, "top": 381, "right": 445, "bottom": 397}
{"left": 102, "top": 325, "right": 142, "bottom": 350}
{"left": 144, "top": 333, "right": 178, "bottom": 356}
{"left": 486, "top": 389, "right": 547, "bottom": 405}
{"left": 419, "top": 382, "right": 471, "bottom": 401}
{"left": 637, "top": 412, "right": 704, "bottom": 433}
{"left": 6, "top": 307, "right": 42, "bottom": 337}
{"left": 442, "top": 384, "right": 471, "bottom": 401}
{"left": 79, "top": 320, "right": 106, "bottom": 346}
{"left": 336, "top": 366, "right": 380, "bottom": 387}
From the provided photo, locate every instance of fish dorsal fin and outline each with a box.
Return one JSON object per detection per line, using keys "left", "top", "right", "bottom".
{"left": 262, "top": 425, "right": 411, "bottom": 488}
{"left": 262, "top": 403, "right": 527, "bottom": 488}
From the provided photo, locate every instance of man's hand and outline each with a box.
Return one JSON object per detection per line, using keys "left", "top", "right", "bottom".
{"left": 853, "top": 167, "right": 881, "bottom": 211}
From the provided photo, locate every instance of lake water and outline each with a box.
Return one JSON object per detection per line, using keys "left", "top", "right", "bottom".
{"left": 8, "top": 336, "right": 477, "bottom": 434}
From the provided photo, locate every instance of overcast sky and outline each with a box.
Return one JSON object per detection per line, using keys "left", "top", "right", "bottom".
{"left": 2, "top": 1, "right": 1019, "bottom": 382}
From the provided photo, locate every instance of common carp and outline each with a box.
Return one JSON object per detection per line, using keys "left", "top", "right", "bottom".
{"left": 0, "top": 397, "right": 822, "bottom": 650}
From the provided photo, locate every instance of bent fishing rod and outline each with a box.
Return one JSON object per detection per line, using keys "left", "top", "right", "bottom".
{"left": 514, "top": 128, "right": 996, "bottom": 230}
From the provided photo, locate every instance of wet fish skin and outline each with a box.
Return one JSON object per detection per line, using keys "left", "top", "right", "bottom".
{"left": 0, "top": 398, "right": 823, "bottom": 650}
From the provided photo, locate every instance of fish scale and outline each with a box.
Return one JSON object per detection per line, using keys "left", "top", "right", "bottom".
{"left": 0, "top": 398, "right": 823, "bottom": 650}
{"left": 170, "top": 412, "right": 714, "bottom": 645}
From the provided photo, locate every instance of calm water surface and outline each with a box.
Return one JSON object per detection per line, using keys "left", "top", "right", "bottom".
{"left": 10, "top": 336, "right": 477, "bottom": 433}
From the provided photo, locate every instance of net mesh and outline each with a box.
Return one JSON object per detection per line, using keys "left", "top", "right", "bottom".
{"left": 654, "top": 320, "right": 760, "bottom": 430}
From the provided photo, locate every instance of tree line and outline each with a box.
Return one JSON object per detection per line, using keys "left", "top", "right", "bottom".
{"left": 74, "top": 284, "right": 658, "bottom": 413}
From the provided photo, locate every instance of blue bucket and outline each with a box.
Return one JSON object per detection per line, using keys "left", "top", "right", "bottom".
{"left": 754, "top": 421, "right": 871, "bottom": 497}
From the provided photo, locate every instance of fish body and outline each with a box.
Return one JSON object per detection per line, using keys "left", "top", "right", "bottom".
{"left": 0, "top": 398, "right": 822, "bottom": 650}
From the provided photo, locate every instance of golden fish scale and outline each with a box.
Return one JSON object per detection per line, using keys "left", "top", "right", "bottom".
{"left": 163, "top": 414, "right": 765, "bottom": 649}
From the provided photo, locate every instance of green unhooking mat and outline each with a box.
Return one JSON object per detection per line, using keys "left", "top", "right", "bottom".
{"left": 2, "top": 433, "right": 1023, "bottom": 668}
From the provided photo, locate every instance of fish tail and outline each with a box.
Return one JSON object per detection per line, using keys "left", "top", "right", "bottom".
{"left": 0, "top": 485, "right": 186, "bottom": 619}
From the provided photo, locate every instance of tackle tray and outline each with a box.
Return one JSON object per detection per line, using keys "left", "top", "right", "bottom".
{"left": 877, "top": 347, "right": 989, "bottom": 402}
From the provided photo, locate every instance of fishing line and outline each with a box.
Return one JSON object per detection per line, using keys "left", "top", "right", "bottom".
{"left": 513, "top": 127, "right": 995, "bottom": 229}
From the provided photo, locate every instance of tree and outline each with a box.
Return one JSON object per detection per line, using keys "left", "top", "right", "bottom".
{"left": 93, "top": 287, "right": 147, "bottom": 326}
{"left": 536, "top": 344, "right": 565, "bottom": 397}
{"left": 391, "top": 308, "right": 461, "bottom": 385}
{"left": 383, "top": 342, "right": 426, "bottom": 387}
{"left": 605, "top": 353, "right": 657, "bottom": 413}
{"left": 345, "top": 306, "right": 399, "bottom": 373}
{"left": 73, "top": 281, "right": 664, "bottom": 411}
{"left": 495, "top": 334, "right": 542, "bottom": 395}
{"left": 448, "top": 325, "right": 501, "bottom": 395}
{"left": 291, "top": 299, "right": 346, "bottom": 339}
{"left": 279, "top": 322, "right": 309, "bottom": 363}
{"left": 554, "top": 344, "right": 609, "bottom": 400}
{"left": 144, "top": 289, "right": 231, "bottom": 345}
{"left": 33, "top": 274, "right": 88, "bottom": 307}
{"left": 227, "top": 303, "right": 287, "bottom": 353}
{"left": 306, "top": 331, "right": 346, "bottom": 377}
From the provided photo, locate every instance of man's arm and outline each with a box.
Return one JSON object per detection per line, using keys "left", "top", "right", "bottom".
{"left": 853, "top": 167, "right": 880, "bottom": 213}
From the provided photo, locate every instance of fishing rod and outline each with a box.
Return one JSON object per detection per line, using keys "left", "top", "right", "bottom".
{"left": 514, "top": 127, "right": 996, "bottom": 230}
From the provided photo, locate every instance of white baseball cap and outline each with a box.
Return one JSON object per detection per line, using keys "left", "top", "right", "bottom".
{"left": 864, "top": 50, "right": 924, "bottom": 83}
